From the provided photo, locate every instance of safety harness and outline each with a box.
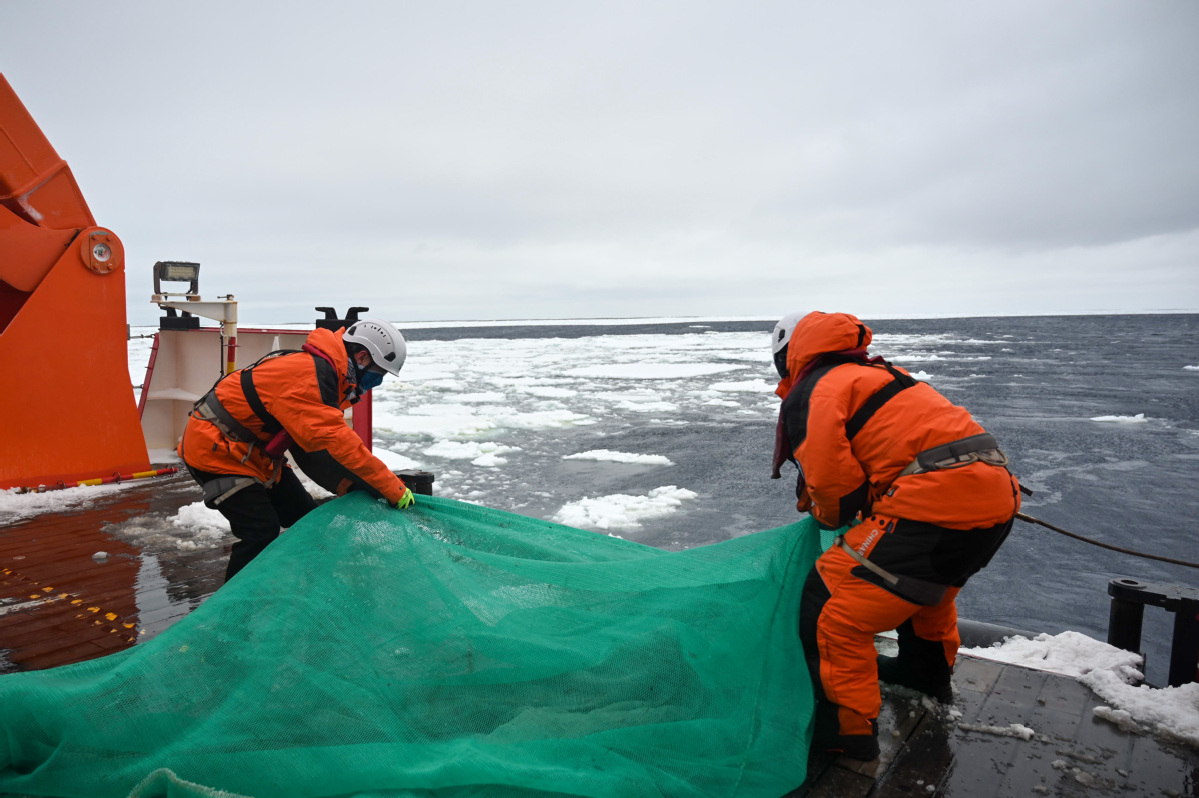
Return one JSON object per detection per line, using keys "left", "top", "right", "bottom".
{"left": 832, "top": 533, "right": 950, "bottom": 606}
{"left": 188, "top": 345, "right": 344, "bottom": 505}
{"left": 777, "top": 355, "right": 1024, "bottom": 604}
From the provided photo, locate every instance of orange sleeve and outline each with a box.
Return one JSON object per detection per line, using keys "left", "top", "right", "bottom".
{"left": 795, "top": 376, "right": 869, "bottom": 529}
{"left": 269, "top": 378, "right": 406, "bottom": 504}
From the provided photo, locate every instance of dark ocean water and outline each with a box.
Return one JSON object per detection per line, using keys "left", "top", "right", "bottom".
{"left": 398, "top": 314, "right": 1199, "bottom": 686}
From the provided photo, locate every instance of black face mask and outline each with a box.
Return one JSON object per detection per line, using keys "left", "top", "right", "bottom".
{"left": 358, "top": 368, "right": 384, "bottom": 392}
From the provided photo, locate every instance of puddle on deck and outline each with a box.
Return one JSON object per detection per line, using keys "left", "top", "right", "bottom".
{"left": 0, "top": 472, "right": 223, "bottom": 670}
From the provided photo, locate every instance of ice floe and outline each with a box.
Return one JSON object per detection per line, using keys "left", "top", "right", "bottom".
{"left": 551, "top": 486, "right": 698, "bottom": 530}
{"left": 566, "top": 363, "right": 743, "bottom": 380}
{"left": 423, "top": 441, "right": 519, "bottom": 467}
{"left": 1090, "top": 413, "right": 1148, "bottom": 423}
{"left": 563, "top": 450, "right": 674, "bottom": 466}
{"left": 708, "top": 378, "right": 775, "bottom": 393}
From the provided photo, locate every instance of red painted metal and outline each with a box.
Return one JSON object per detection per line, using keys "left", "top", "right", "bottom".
{"left": 226, "top": 333, "right": 237, "bottom": 374}
{"left": 352, "top": 391, "right": 373, "bottom": 451}
{"left": 15, "top": 467, "right": 180, "bottom": 494}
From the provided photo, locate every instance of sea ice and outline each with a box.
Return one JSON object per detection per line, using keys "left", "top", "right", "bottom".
{"left": 708, "top": 379, "right": 774, "bottom": 393}
{"left": 563, "top": 450, "right": 674, "bottom": 466}
{"left": 371, "top": 448, "right": 422, "bottom": 471}
{"left": 617, "top": 400, "right": 679, "bottom": 413}
{"left": 423, "top": 441, "right": 519, "bottom": 460}
{"left": 1090, "top": 413, "right": 1148, "bottom": 423}
{"left": 516, "top": 386, "right": 578, "bottom": 398}
{"left": 453, "top": 392, "right": 508, "bottom": 403}
{"left": 551, "top": 486, "right": 698, "bottom": 530}
{"left": 565, "top": 363, "right": 743, "bottom": 379}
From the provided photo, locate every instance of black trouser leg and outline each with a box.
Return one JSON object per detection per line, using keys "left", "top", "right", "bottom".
{"left": 799, "top": 565, "right": 839, "bottom": 739}
{"left": 186, "top": 465, "right": 316, "bottom": 582}
{"left": 892, "top": 618, "right": 953, "bottom": 685}
{"left": 268, "top": 466, "right": 318, "bottom": 528}
{"left": 216, "top": 482, "right": 282, "bottom": 581}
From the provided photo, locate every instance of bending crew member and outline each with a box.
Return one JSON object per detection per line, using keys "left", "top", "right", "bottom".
{"left": 179, "top": 318, "right": 415, "bottom": 581}
{"left": 770, "top": 311, "right": 1021, "bottom": 761}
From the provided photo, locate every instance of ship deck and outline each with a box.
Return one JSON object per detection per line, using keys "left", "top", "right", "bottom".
{"left": 2, "top": 473, "right": 1196, "bottom": 796}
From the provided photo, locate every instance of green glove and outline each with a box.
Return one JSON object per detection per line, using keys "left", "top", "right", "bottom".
{"left": 393, "top": 487, "right": 416, "bottom": 509}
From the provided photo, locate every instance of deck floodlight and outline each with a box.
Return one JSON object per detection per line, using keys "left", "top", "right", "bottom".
{"left": 153, "top": 261, "right": 200, "bottom": 296}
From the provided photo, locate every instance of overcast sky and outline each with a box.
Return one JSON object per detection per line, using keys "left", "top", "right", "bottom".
{"left": 3, "top": 2, "right": 1197, "bottom": 325}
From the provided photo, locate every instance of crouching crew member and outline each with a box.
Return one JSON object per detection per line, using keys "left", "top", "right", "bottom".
{"left": 770, "top": 311, "right": 1021, "bottom": 761}
{"left": 179, "top": 318, "right": 415, "bottom": 581}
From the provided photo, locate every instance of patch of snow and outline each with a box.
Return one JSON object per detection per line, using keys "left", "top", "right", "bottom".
{"left": 0, "top": 483, "right": 127, "bottom": 524}
{"left": 963, "top": 630, "right": 1199, "bottom": 747}
{"left": 551, "top": 486, "right": 698, "bottom": 530}
{"left": 171, "top": 501, "right": 230, "bottom": 535}
{"left": 962, "top": 630, "right": 1144, "bottom": 681}
{"left": 956, "top": 722, "right": 1036, "bottom": 740}
{"left": 1090, "top": 413, "right": 1147, "bottom": 423}
{"left": 563, "top": 450, "right": 673, "bottom": 466}
{"left": 1082, "top": 671, "right": 1199, "bottom": 748}
{"left": 168, "top": 502, "right": 232, "bottom": 550}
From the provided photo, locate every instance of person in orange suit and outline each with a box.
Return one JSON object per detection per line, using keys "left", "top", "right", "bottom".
{"left": 180, "top": 319, "right": 415, "bottom": 581}
{"left": 770, "top": 311, "right": 1022, "bottom": 761}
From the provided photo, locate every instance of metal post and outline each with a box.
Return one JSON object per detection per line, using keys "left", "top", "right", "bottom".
{"left": 1107, "top": 597, "right": 1145, "bottom": 654}
{"left": 223, "top": 319, "right": 237, "bottom": 374}
{"left": 1167, "top": 599, "right": 1199, "bottom": 688}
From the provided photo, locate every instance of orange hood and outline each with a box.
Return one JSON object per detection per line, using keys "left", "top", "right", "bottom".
{"left": 306, "top": 326, "right": 354, "bottom": 389}
{"left": 775, "top": 312, "right": 873, "bottom": 398}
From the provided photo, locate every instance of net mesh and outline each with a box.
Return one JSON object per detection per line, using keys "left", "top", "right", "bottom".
{"left": 0, "top": 493, "right": 830, "bottom": 798}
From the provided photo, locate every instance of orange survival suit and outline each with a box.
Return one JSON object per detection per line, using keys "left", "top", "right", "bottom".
{"left": 774, "top": 312, "right": 1020, "bottom": 758}
{"left": 180, "top": 326, "right": 407, "bottom": 580}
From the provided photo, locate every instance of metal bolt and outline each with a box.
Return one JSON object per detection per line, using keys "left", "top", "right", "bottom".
{"left": 92, "top": 242, "right": 112, "bottom": 262}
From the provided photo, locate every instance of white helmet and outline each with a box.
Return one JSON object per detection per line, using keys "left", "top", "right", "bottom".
{"left": 343, "top": 318, "right": 407, "bottom": 376}
{"left": 771, "top": 311, "right": 807, "bottom": 379}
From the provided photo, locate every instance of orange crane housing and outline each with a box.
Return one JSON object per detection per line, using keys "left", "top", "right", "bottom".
{"left": 0, "top": 74, "right": 151, "bottom": 489}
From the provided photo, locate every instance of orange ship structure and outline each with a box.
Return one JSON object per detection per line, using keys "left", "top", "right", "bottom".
{"left": 0, "top": 73, "right": 151, "bottom": 490}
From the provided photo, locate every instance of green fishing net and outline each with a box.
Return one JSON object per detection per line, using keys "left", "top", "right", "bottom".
{"left": 0, "top": 493, "right": 831, "bottom": 798}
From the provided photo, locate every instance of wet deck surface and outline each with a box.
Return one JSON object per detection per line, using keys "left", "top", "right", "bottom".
{"left": 795, "top": 654, "right": 1198, "bottom": 797}
{"left": 0, "top": 472, "right": 218, "bottom": 671}
{"left": 1, "top": 477, "right": 1196, "bottom": 796}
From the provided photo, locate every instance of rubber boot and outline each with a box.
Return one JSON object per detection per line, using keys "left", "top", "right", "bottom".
{"left": 876, "top": 653, "right": 953, "bottom": 703}
{"left": 877, "top": 618, "right": 955, "bottom": 702}
{"left": 810, "top": 700, "right": 880, "bottom": 761}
